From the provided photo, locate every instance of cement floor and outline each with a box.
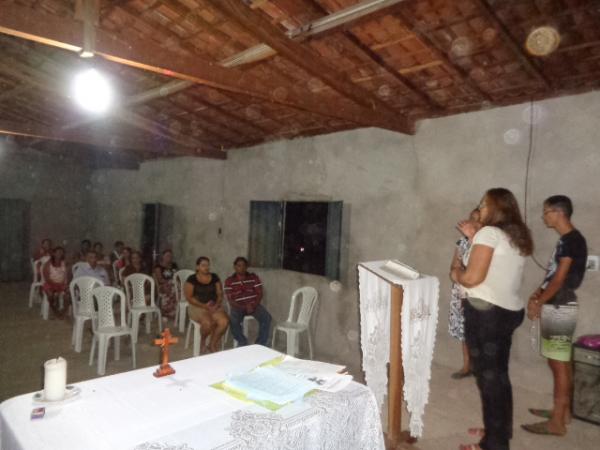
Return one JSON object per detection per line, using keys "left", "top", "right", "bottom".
{"left": 1, "top": 282, "right": 599, "bottom": 449}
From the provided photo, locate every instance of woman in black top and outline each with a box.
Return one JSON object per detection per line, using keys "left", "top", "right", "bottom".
{"left": 184, "top": 256, "right": 229, "bottom": 353}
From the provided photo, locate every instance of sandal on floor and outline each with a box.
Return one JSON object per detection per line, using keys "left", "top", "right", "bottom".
{"left": 528, "top": 408, "right": 572, "bottom": 424}
{"left": 521, "top": 421, "right": 566, "bottom": 436}
{"left": 451, "top": 370, "right": 473, "bottom": 380}
{"left": 459, "top": 444, "right": 481, "bottom": 450}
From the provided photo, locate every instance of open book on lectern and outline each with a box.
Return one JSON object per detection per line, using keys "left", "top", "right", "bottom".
{"left": 380, "top": 259, "right": 420, "bottom": 280}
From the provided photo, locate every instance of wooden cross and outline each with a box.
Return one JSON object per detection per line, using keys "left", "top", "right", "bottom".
{"left": 153, "top": 328, "right": 178, "bottom": 378}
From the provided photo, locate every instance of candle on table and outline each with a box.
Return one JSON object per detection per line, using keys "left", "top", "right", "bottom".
{"left": 43, "top": 357, "right": 67, "bottom": 401}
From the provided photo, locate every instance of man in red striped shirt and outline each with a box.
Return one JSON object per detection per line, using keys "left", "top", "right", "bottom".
{"left": 224, "top": 257, "right": 272, "bottom": 346}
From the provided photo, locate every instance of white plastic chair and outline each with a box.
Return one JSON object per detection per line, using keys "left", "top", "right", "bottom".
{"left": 89, "top": 286, "right": 136, "bottom": 376}
{"left": 71, "top": 261, "right": 85, "bottom": 278}
{"left": 28, "top": 259, "right": 43, "bottom": 308}
{"left": 112, "top": 260, "right": 120, "bottom": 287}
{"left": 271, "top": 287, "right": 318, "bottom": 359}
{"left": 173, "top": 269, "right": 194, "bottom": 333}
{"left": 70, "top": 276, "right": 104, "bottom": 353}
{"left": 184, "top": 303, "right": 228, "bottom": 356}
{"left": 233, "top": 315, "right": 258, "bottom": 348}
{"left": 124, "top": 273, "right": 161, "bottom": 343}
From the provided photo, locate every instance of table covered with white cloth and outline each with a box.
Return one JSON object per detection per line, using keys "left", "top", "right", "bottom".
{"left": 0, "top": 345, "right": 383, "bottom": 450}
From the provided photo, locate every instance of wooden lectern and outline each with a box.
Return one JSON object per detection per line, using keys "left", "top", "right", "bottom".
{"left": 359, "top": 263, "right": 417, "bottom": 449}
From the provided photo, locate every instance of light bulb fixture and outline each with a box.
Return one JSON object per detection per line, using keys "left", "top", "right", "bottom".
{"left": 525, "top": 26, "right": 560, "bottom": 56}
{"left": 72, "top": 68, "right": 113, "bottom": 114}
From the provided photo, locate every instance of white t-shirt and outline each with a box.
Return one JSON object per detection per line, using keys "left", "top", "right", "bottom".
{"left": 462, "top": 226, "right": 526, "bottom": 311}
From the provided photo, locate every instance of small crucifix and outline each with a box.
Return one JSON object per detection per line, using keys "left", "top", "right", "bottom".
{"left": 153, "top": 328, "right": 178, "bottom": 378}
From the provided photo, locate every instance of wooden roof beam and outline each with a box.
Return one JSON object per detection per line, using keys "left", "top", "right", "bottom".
{"left": 287, "top": 0, "right": 408, "bottom": 40}
{"left": 208, "top": 0, "right": 414, "bottom": 134}
{"left": 0, "top": 55, "right": 225, "bottom": 159}
{"left": 0, "top": 2, "right": 410, "bottom": 134}
{"left": 0, "top": 119, "right": 208, "bottom": 158}
{"left": 299, "top": 0, "right": 442, "bottom": 111}
{"left": 394, "top": 7, "right": 493, "bottom": 103}
{"left": 474, "top": 0, "right": 552, "bottom": 90}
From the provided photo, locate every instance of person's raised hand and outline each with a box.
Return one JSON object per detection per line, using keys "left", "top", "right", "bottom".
{"left": 457, "top": 220, "right": 478, "bottom": 240}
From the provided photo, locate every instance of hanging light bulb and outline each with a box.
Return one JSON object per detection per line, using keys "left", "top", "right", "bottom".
{"left": 72, "top": 68, "right": 113, "bottom": 114}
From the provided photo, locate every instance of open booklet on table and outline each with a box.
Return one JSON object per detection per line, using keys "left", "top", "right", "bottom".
{"left": 211, "top": 355, "right": 352, "bottom": 410}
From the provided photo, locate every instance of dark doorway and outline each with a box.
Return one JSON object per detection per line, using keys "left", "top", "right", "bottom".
{"left": 141, "top": 203, "right": 174, "bottom": 271}
{"left": 0, "top": 199, "right": 30, "bottom": 281}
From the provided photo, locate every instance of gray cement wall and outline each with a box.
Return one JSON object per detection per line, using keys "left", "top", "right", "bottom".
{"left": 412, "top": 91, "right": 600, "bottom": 393}
{"left": 0, "top": 145, "right": 93, "bottom": 263}
{"left": 85, "top": 90, "right": 600, "bottom": 389}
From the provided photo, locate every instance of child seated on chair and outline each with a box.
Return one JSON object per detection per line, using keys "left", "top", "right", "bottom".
{"left": 42, "top": 247, "right": 69, "bottom": 319}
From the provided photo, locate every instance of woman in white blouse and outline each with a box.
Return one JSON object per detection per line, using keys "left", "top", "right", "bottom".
{"left": 450, "top": 188, "right": 533, "bottom": 450}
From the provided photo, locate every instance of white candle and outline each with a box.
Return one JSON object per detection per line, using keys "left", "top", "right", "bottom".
{"left": 43, "top": 357, "right": 67, "bottom": 401}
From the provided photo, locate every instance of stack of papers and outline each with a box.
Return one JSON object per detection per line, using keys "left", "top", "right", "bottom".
{"left": 215, "top": 356, "right": 352, "bottom": 409}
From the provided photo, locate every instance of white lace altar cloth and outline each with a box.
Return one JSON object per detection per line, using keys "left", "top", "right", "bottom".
{"left": 358, "top": 261, "right": 440, "bottom": 437}
{"left": 0, "top": 345, "right": 383, "bottom": 450}
{"left": 134, "top": 383, "right": 383, "bottom": 450}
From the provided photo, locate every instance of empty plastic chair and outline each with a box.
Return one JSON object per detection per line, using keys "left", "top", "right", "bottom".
{"left": 89, "top": 286, "right": 136, "bottom": 376}
{"left": 28, "top": 259, "right": 43, "bottom": 308}
{"left": 124, "top": 273, "right": 162, "bottom": 343}
{"left": 70, "top": 276, "right": 104, "bottom": 353}
{"left": 271, "top": 287, "right": 318, "bottom": 359}
{"left": 173, "top": 269, "right": 195, "bottom": 333}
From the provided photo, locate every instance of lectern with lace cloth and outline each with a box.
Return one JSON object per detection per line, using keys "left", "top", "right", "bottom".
{"left": 358, "top": 260, "right": 439, "bottom": 447}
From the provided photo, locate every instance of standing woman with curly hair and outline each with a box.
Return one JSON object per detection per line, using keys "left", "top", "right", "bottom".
{"left": 450, "top": 188, "right": 533, "bottom": 450}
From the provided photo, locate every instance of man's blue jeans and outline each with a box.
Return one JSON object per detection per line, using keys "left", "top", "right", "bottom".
{"left": 229, "top": 304, "right": 272, "bottom": 346}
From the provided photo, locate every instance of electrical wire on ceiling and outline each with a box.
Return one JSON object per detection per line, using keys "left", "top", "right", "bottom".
{"left": 523, "top": 99, "right": 548, "bottom": 271}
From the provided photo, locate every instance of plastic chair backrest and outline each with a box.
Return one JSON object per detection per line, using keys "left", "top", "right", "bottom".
{"left": 173, "top": 270, "right": 195, "bottom": 303}
{"left": 32, "top": 259, "right": 44, "bottom": 283}
{"left": 70, "top": 276, "right": 104, "bottom": 316}
{"left": 71, "top": 262, "right": 85, "bottom": 277}
{"left": 91, "top": 286, "right": 126, "bottom": 330}
{"left": 124, "top": 273, "right": 156, "bottom": 308}
{"left": 112, "top": 260, "right": 120, "bottom": 283}
{"left": 286, "top": 287, "right": 318, "bottom": 326}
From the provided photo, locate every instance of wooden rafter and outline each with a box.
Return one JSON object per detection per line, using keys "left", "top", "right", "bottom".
{"left": 393, "top": 6, "right": 493, "bottom": 103}
{"left": 0, "top": 45, "right": 225, "bottom": 159}
{"left": 300, "top": 0, "right": 442, "bottom": 110}
{"left": 208, "top": 0, "right": 414, "bottom": 134}
{"left": 0, "top": 2, "right": 412, "bottom": 134}
{"left": 474, "top": 0, "right": 552, "bottom": 90}
{"left": 0, "top": 119, "right": 205, "bottom": 158}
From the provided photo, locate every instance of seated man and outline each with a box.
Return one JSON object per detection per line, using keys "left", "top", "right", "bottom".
{"left": 73, "top": 250, "right": 110, "bottom": 285}
{"left": 224, "top": 257, "right": 271, "bottom": 347}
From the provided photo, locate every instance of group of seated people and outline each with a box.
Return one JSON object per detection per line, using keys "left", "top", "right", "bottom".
{"left": 33, "top": 239, "right": 180, "bottom": 321}
{"left": 33, "top": 239, "right": 273, "bottom": 353}
{"left": 184, "top": 256, "right": 272, "bottom": 353}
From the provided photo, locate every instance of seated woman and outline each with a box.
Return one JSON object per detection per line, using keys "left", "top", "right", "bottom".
{"left": 153, "top": 249, "right": 179, "bottom": 320}
{"left": 184, "top": 256, "right": 229, "bottom": 353}
{"left": 42, "top": 247, "right": 69, "bottom": 319}
{"left": 122, "top": 251, "right": 150, "bottom": 305}
{"left": 116, "top": 246, "right": 132, "bottom": 270}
